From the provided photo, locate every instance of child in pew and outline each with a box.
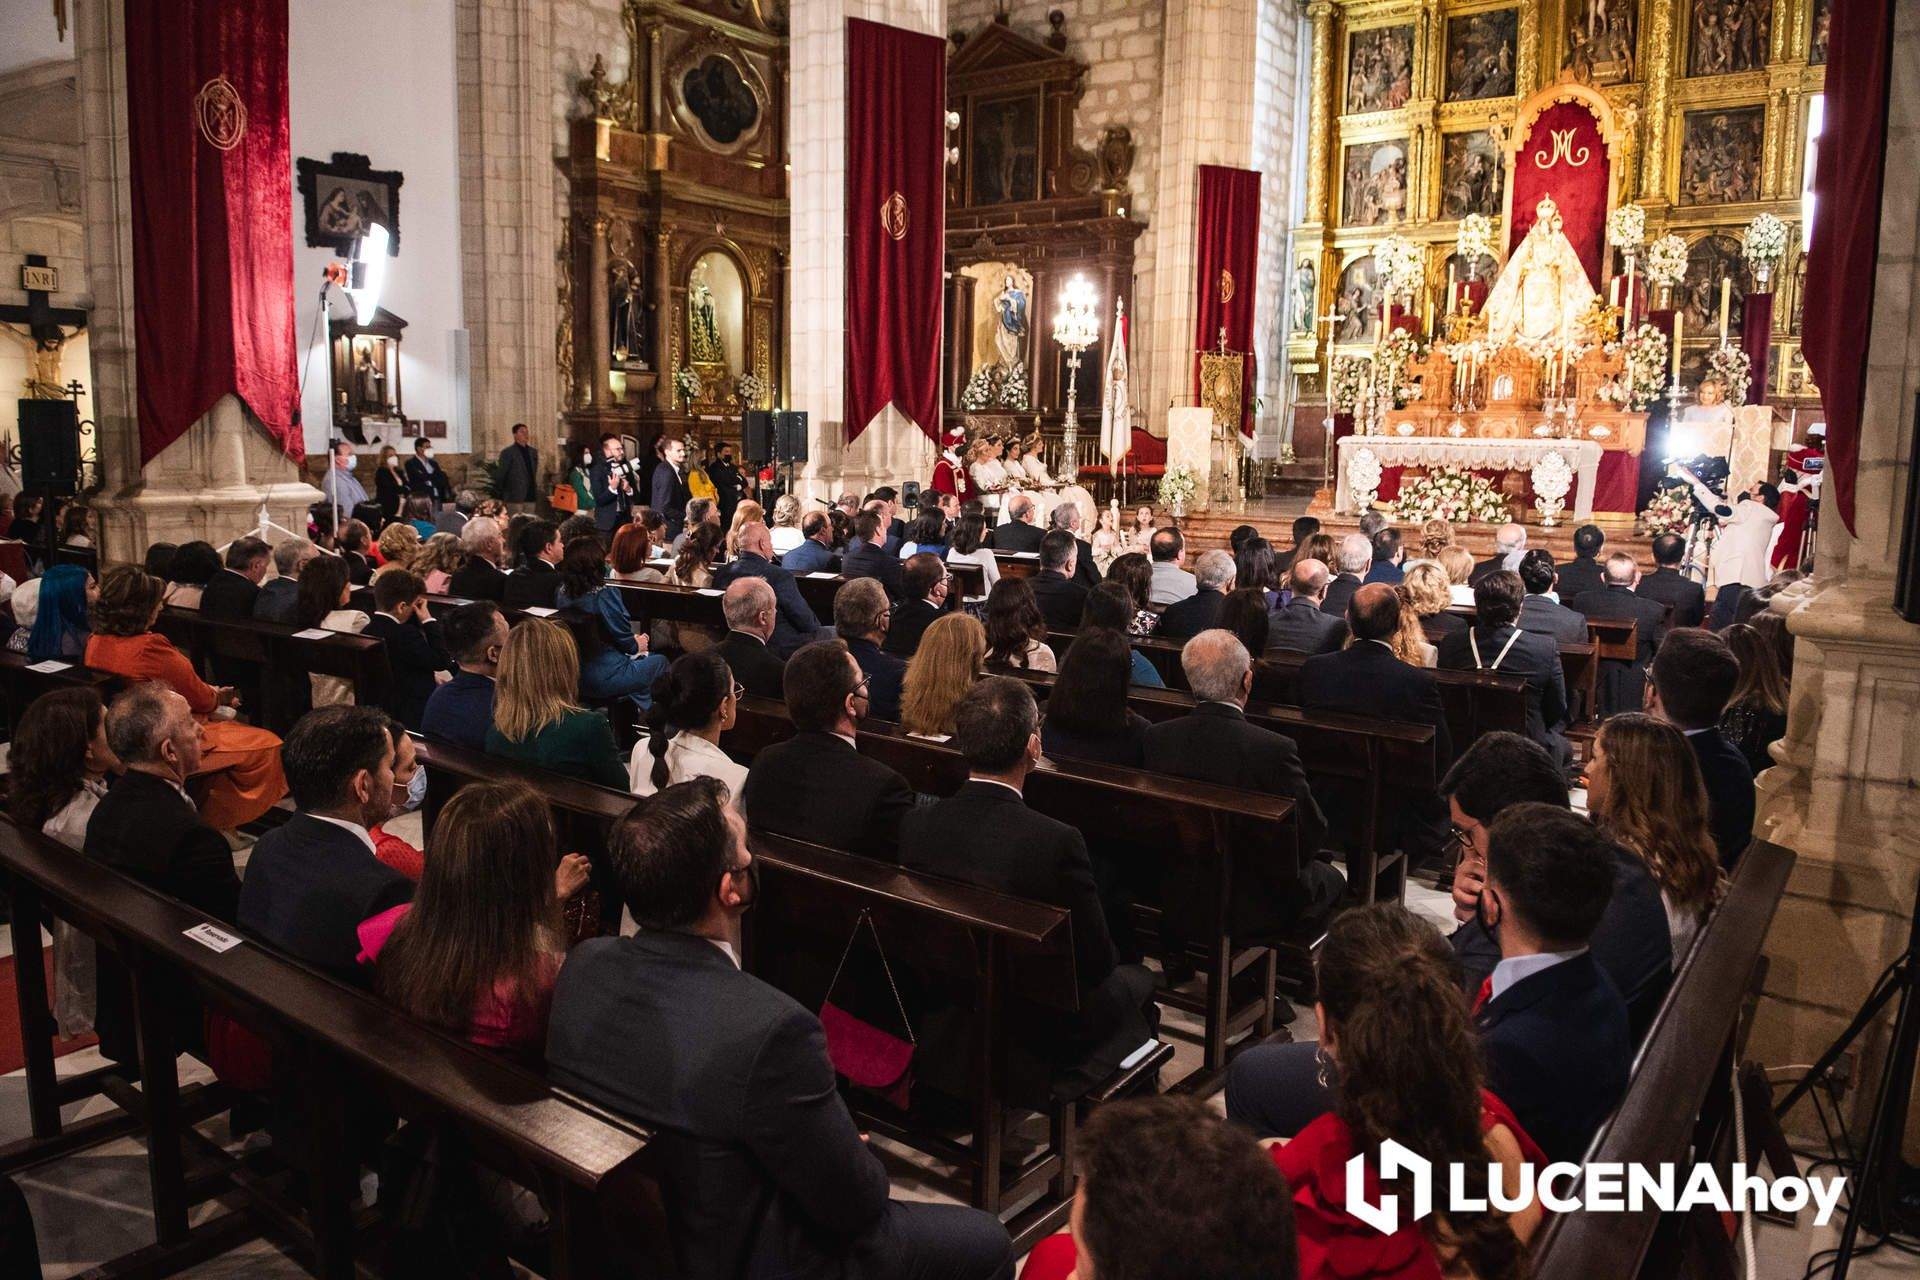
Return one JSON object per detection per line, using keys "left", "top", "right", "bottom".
{"left": 363, "top": 568, "right": 453, "bottom": 733}
{"left": 292, "top": 554, "right": 369, "bottom": 708}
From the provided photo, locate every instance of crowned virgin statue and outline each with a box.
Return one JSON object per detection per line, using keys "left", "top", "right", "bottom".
{"left": 1482, "top": 196, "right": 1599, "bottom": 346}
{"left": 688, "top": 261, "right": 726, "bottom": 365}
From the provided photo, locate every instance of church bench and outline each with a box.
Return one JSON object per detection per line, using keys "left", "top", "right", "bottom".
{"left": 0, "top": 815, "right": 667, "bottom": 1280}
{"left": 156, "top": 608, "right": 392, "bottom": 735}
{"left": 992, "top": 552, "right": 1038, "bottom": 580}
{"left": 0, "top": 648, "right": 118, "bottom": 736}
{"left": 1255, "top": 647, "right": 1534, "bottom": 750}
{"left": 1042, "top": 629, "right": 1189, "bottom": 689}
{"left": 1531, "top": 838, "right": 1795, "bottom": 1279}
{"left": 722, "top": 696, "right": 1302, "bottom": 1095}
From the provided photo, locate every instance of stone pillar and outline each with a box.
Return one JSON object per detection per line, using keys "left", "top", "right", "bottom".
{"left": 653, "top": 228, "right": 673, "bottom": 412}
{"left": 588, "top": 212, "right": 611, "bottom": 409}
{"left": 1751, "top": 0, "right": 1920, "bottom": 1155}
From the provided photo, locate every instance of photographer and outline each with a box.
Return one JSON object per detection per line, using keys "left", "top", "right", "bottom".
{"left": 589, "top": 434, "right": 638, "bottom": 535}
{"left": 1677, "top": 460, "right": 1779, "bottom": 630}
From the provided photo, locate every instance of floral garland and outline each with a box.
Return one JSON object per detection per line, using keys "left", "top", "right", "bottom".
{"left": 1455, "top": 214, "right": 1494, "bottom": 265}
{"left": 1377, "top": 328, "right": 1422, "bottom": 407}
{"left": 1329, "top": 356, "right": 1369, "bottom": 414}
{"left": 1599, "top": 323, "right": 1671, "bottom": 410}
{"left": 1641, "top": 484, "right": 1696, "bottom": 537}
{"left": 1376, "top": 235, "right": 1425, "bottom": 303}
{"left": 1158, "top": 466, "right": 1198, "bottom": 509}
{"left": 1607, "top": 203, "right": 1647, "bottom": 252}
{"left": 1391, "top": 467, "right": 1511, "bottom": 525}
{"left": 1742, "top": 213, "right": 1788, "bottom": 273}
{"left": 1646, "top": 234, "right": 1688, "bottom": 289}
{"left": 735, "top": 371, "right": 767, "bottom": 406}
{"left": 957, "top": 366, "right": 998, "bottom": 412}
{"left": 673, "top": 366, "right": 704, "bottom": 405}
{"left": 1707, "top": 345, "right": 1752, "bottom": 407}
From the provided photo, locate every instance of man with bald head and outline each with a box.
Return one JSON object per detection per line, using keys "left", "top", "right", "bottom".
{"left": 1266, "top": 559, "right": 1348, "bottom": 657}
{"left": 988, "top": 492, "right": 1043, "bottom": 553}
{"left": 711, "top": 521, "right": 822, "bottom": 657}
{"left": 715, "top": 577, "right": 788, "bottom": 699}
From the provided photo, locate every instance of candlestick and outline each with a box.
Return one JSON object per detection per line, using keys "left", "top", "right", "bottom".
{"left": 1609, "top": 277, "right": 1620, "bottom": 310}
{"left": 1447, "top": 263, "right": 1457, "bottom": 315}
{"left": 1718, "top": 278, "right": 1731, "bottom": 344}
{"left": 1672, "top": 312, "right": 1683, "bottom": 380}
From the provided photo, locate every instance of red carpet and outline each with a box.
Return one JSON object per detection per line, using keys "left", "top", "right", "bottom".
{"left": 0, "top": 951, "right": 98, "bottom": 1076}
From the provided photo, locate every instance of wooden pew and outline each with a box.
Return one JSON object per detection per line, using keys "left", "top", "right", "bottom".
{"left": 994, "top": 552, "right": 1039, "bottom": 580}
{"left": 1251, "top": 650, "right": 1532, "bottom": 756}
{"left": 0, "top": 648, "right": 118, "bottom": 735}
{"left": 0, "top": 816, "right": 667, "bottom": 1280}
{"left": 156, "top": 608, "right": 392, "bottom": 735}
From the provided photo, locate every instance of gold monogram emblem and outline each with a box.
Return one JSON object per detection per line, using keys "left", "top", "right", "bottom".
{"left": 1532, "top": 128, "right": 1590, "bottom": 170}
{"left": 194, "top": 76, "right": 247, "bottom": 152}
{"left": 1218, "top": 268, "right": 1235, "bottom": 305}
{"left": 879, "top": 192, "right": 910, "bottom": 241}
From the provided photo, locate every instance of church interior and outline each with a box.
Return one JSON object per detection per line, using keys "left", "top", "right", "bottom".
{"left": 0, "top": 0, "right": 1918, "bottom": 1275}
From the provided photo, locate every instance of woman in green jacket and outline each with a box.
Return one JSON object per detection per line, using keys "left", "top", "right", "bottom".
{"left": 484, "top": 617, "right": 628, "bottom": 790}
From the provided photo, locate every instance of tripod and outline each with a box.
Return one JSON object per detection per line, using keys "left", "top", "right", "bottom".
{"left": 1774, "top": 872, "right": 1920, "bottom": 1278}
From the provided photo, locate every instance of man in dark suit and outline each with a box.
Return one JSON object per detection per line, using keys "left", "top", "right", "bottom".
{"left": 1319, "top": 533, "right": 1370, "bottom": 618}
{"left": 361, "top": 569, "right": 452, "bottom": 732}
{"left": 435, "top": 490, "right": 476, "bottom": 535}
{"left": 987, "top": 493, "right": 1044, "bottom": 553}
{"left": 547, "top": 779, "right": 1013, "bottom": 1280}
{"left": 715, "top": 578, "right": 789, "bottom": 699}
{"left": 1566, "top": 552, "right": 1667, "bottom": 716}
{"left": 237, "top": 706, "right": 413, "bottom": 984}
{"left": 1142, "top": 631, "right": 1340, "bottom": 938}
{"left": 1556, "top": 524, "right": 1607, "bottom": 601}
{"left": 404, "top": 438, "right": 454, "bottom": 508}
{"left": 251, "top": 538, "right": 314, "bottom": 624}
{"left": 1438, "top": 571, "right": 1569, "bottom": 765}
{"left": 339, "top": 520, "right": 375, "bottom": 586}
{"left": 447, "top": 517, "right": 508, "bottom": 601}
{"left": 841, "top": 510, "right": 904, "bottom": 598}
{"left": 742, "top": 640, "right": 915, "bottom": 859}
{"left": 1266, "top": 558, "right": 1347, "bottom": 657}
{"left": 496, "top": 421, "right": 540, "bottom": 505}
{"left": 1273, "top": 515, "right": 1319, "bottom": 576}
{"left": 201, "top": 536, "right": 269, "bottom": 620}
{"left": 589, "top": 433, "right": 637, "bottom": 534}
{"left": 831, "top": 577, "right": 906, "bottom": 722}
{"left": 85, "top": 685, "right": 242, "bottom": 1064}
{"left": 709, "top": 441, "right": 747, "bottom": 529}
{"left": 712, "top": 522, "right": 823, "bottom": 658}
{"left": 1468, "top": 522, "right": 1529, "bottom": 585}
{"left": 1650, "top": 630, "right": 1754, "bottom": 867}
{"left": 882, "top": 552, "right": 949, "bottom": 656}
{"left": 501, "top": 519, "right": 564, "bottom": 610}
{"left": 1636, "top": 532, "right": 1708, "bottom": 628}
{"left": 1027, "top": 530, "right": 1089, "bottom": 630}
{"left": 1157, "top": 549, "right": 1235, "bottom": 640}
{"left": 421, "top": 602, "right": 505, "bottom": 751}
{"left": 650, "top": 435, "right": 692, "bottom": 539}
{"left": 1362, "top": 528, "right": 1404, "bottom": 584}
{"left": 1515, "top": 550, "right": 1589, "bottom": 644}
{"left": 781, "top": 511, "right": 837, "bottom": 576}
{"left": 900, "top": 678, "right": 1157, "bottom": 1099}
{"left": 1047, "top": 503, "right": 1101, "bottom": 589}
{"left": 867, "top": 488, "right": 908, "bottom": 552}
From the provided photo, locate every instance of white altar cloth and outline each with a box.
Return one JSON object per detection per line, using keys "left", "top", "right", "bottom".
{"left": 1335, "top": 435, "right": 1606, "bottom": 521}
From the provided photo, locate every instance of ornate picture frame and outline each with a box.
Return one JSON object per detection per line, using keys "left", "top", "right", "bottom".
{"left": 297, "top": 152, "right": 403, "bottom": 255}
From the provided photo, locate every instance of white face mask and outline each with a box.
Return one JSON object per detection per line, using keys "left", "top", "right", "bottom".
{"left": 421, "top": 450, "right": 434, "bottom": 462}
{"left": 386, "top": 456, "right": 400, "bottom": 468}
{"left": 341, "top": 455, "right": 357, "bottom": 471}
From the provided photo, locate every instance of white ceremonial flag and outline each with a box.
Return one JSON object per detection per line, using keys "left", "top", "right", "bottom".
{"left": 1101, "top": 299, "right": 1132, "bottom": 476}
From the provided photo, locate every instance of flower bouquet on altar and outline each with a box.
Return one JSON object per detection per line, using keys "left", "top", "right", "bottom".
{"left": 1599, "top": 324, "right": 1671, "bottom": 410}
{"left": 1157, "top": 467, "right": 1198, "bottom": 518}
{"left": 1392, "top": 467, "right": 1511, "bottom": 525}
{"left": 673, "top": 365, "right": 704, "bottom": 406}
{"left": 1646, "top": 235, "right": 1688, "bottom": 292}
{"left": 1706, "top": 346, "right": 1752, "bottom": 407}
{"left": 1377, "top": 329, "right": 1423, "bottom": 407}
{"left": 1329, "top": 356, "right": 1368, "bottom": 414}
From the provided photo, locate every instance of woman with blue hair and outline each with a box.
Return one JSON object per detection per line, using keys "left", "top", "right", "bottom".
{"left": 29, "top": 565, "right": 92, "bottom": 662}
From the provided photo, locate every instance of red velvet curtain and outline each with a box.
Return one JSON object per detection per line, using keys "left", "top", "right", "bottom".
{"left": 125, "top": 0, "right": 299, "bottom": 464}
{"left": 844, "top": 19, "right": 945, "bottom": 443}
{"left": 1740, "top": 292, "right": 1774, "bottom": 408}
{"left": 1803, "top": 0, "right": 1895, "bottom": 534}
{"left": 1506, "top": 101, "right": 1610, "bottom": 291}
{"left": 1192, "top": 166, "right": 1260, "bottom": 437}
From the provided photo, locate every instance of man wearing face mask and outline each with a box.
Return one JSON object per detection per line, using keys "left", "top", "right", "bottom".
{"left": 320, "top": 439, "right": 369, "bottom": 518}
{"left": 404, "top": 437, "right": 455, "bottom": 511}
{"left": 84, "top": 683, "right": 243, "bottom": 1064}
{"left": 237, "top": 705, "right": 413, "bottom": 985}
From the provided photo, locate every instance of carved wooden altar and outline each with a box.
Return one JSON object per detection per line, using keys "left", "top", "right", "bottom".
{"left": 561, "top": 0, "right": 788, "bottom": 458}
{"left": 1382, "top": 344, "right": 1646, "bottom": 453}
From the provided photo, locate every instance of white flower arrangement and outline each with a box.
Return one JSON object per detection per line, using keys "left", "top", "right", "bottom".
{"left": 1391, "top": 467, "right": 1511, "bottom": 525}
{"left": 1377, "top": 328, "right": 1423, "bottom": 407}
{"left": 1375, "top": 235, "right": 1426, "bottom": 303}
{"left": 1641, "top": 484, "right": 1696, "bottom": 537}
{"left": 673, "top": 366, "right": 704, "bottom": 404}
{"left": 997, "top": 361, "right": 1030, "bottom": 409}
{"left": 1157, "top": 466, "right": 1198, "bottom": 509}
{"left": 1455, "top": 214, "right": 1494, "bottom": 265}
{"left": 1743, "top": 213, "right": 1788, "bottom": 280}
{"left": 1706, "top": 345, "right": 1753, "bottom": 407}
{"left": 1646, "top": 234, "right": 1689, "bottom": 289}
{"left": 1607, "top": 203, "right": 1647, "bottom": 252}
{"left": 1329, "top": 356, "right": 1369, "bottom": 414}
{"left": 1599, "top": 323, "right": 1671, "bottom": 410}
{"left": 735, "top": 371, "right": 767, "bottom": 406}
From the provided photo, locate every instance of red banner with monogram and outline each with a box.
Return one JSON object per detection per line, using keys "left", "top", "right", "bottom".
{"left": 1192, "top": 165, "right": 1260, "bottom": 437}
{"left": 1506, "top": 100, "right": 1610, "bottom": 292}
{"left": 126, "top": 0, "right": 299, "bottom": 464}
{"left": 845, "top": 18, "right": 945, "bottom": 443}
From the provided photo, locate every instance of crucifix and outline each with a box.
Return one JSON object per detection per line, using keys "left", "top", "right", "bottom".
{"left": 0, "top": 254, "right": 88, "bottom": 399}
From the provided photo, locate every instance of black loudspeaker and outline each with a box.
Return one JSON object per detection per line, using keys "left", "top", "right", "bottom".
{"left": 1897, "top": 393, "right": 1920, "bottom": 622}
{"left": 17, "top": 399, "right": 80, "bottom": 492}
{"left": 775, "top": 411, "right": 809, "bottom": 464}
{"left": 902, "top": 481, "right": 921, "bottom": 510}
{"left": 743, "top": 410, "right": 775, "bottom": 463}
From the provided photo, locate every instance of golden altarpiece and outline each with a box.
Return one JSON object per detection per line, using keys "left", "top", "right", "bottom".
{"left": 562, "top": 0, "right": 788, "bottom": 456}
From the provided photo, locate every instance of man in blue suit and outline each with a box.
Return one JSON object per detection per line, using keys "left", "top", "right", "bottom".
{"left": 780, "top": 511, "right": 837, "bottom": 576}
{"left": 421, "top": 601, "right": 507, "bottom": 750}
{"left": 711, "top": 522, "right": 823, "bottom": 658}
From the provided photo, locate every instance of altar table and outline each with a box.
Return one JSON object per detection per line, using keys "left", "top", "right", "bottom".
{"left": 1335, "top": 436, "right": 1606, "bottom": 522}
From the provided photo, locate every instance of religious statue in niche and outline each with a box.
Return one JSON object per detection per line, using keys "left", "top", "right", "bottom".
{"left": 355, "top": 344, "right": 387, "bottom": 409}
{"left": 1440, "top": 131, "right": 1505, "bottom": 219}
{"left": 1678, "top": 108, "right": 1764, "bottom": 205}
{"left": 1564, "top": 0, "right": 1637, "bottom": 83}
{"left": 610, "top": 260, "right": 649, "bottom": 369}
{"left": 1345, "top": 25, "right": 1413, "bottom": 114}
{"left": 1809, "top": 0, "right": 1831, "bottom": 64}
{"left": 1292, "top": 260, "right": 1317, "bottom": 334}
{"left": 1341, "top": 140, "right": 1408, "bottom": 227}
{"left": 1483, "top": 196, "right": 1599, "bottom": 346}
{"left": 992, "top": 274, "right": 1029, "bottom": 370}
{"left": 682, "top": 54, "right": 760, "bottom": 147}
{"left": 1678, "top": 236, "right": 1748, "bottom": 339}
{"left": 1444, "top": 10, "right": 1516, "bottom": 102}
{"left": 970, "top": 95, "right": 1040, "bottom": 205}
{"left": 1687, "top": 0, "right": 1772, "bottom": 76}
{"left": 688, "top": 260, "right": 726, "bottom": 365}
{"left": 1334, "top": 256, "right": 1379, "bottom": 344}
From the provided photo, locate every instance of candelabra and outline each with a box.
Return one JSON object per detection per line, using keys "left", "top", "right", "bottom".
{"left": 1051, "top": 275, "right": 1101, "bottom": 477}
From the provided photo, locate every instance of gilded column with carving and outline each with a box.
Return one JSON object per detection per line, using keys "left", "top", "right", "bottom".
{"left": 589, "top": 213, "right": 612, "bottom": 410}
{"left": 1304, "top": 1, "right": 1335, "bottom": 226}
{"left": 1641, "top": 0, "right": 1676, "bottom": 204}
{"left": 653, "top": 228, "right": 673, "bottom": 412}
{"left": 1515, "top": 1, "right": 1539, "bottom": 97}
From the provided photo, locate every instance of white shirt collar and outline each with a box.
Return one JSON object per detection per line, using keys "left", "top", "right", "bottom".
{"left": 1363, "top": 638, "right": 1395, "bottom": 653}
{"left": 669, "top": 734, "right": 733, "bottom": 768}
{"left": 708, "top": 937, "right": 740, "bottom": 968}
{"left": 308, "top": 813, "right": 376, "bottom": 855}
{"left": 1490, "top": 947, "right": 1586, "bottom": 1002}
{"left": 1682, "top": 725, "right": 1713, "bottom": 737}
{"left": 968, "top": 776, "right": 1025, "bottom": 798}
{"left": 833, "top": 730, "right": 858, "bottom": 748}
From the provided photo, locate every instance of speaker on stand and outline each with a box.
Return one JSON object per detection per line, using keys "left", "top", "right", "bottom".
{"left": 772, "top": 410, "right": 808, "bottom": 503}
{"left": 17, "top": 397, "right": 84, "bottom": 569}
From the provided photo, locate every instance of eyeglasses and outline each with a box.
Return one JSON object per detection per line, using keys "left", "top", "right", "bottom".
{"left": 851, "top": 674, "right": 872, "bottom": 699}
{"left": 730, "top": 682, "right": 746, "bottom": 701}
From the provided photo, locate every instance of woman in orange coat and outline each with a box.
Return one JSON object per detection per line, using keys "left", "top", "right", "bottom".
{"left": 85, "top": 565, "right": 287, "bottom": 829}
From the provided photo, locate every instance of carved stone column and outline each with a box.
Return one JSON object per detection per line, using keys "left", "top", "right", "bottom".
{"left": 653, "top": 228, "right": 673, "bottom": 412}
{"left": 1304, "top": 1, "right": 1335, "bottom": 226}
{"left": 588, "top": 213, "right": 612, "bottom": 410}
{"left": 1515, "top": 1, "right": 1539, "bottom": 96}
{"left": 1641, "top": 0, "right": 1677, "bottom": 204}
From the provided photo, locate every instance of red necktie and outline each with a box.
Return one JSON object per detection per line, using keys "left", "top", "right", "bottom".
{"left": 1471, "top": 977, "right": 1494, "bottom": 1015}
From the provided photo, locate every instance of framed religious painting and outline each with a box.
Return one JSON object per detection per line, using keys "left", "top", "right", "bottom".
{"left": 1344, "top": 25, "right": 1414, "bottom": 115}
{"left": 297, "top": 152, "right": 403, "bottom": 254}
{"left": 1809, "top": 0, "right": 1831, "bottom": 64}
{"left": 1686, "top": 0, "right": 1772, "bottom": 77}
{"left": 669, "top": 43, "right": 768, "bottom": 153}
{"left": 1564, "top": 0, "right": 1638, "bottom": 84}
{"left": 1677, "top": 108, "right": 1764, "bottom": 205}
{"left": 1439, "top": 131, "right": 1505, "bottom": 219}
{"left": 1444, "top": 10, "right": 1517, "bottom": 102}
{"left": 1340, "top": 139, "right": 1408, "bottom": 227}
{"left": 1332, "top": 255, "right": 1379, "bottom": 345}
{"left": 1678, "top": 234, "right": 1749, "bottom": 339}
{"left": 969, "top": 92, "right": 1041, "bottom": 206}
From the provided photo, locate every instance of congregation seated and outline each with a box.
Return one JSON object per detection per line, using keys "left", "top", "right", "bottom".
{"left": 1319, "top": 534, "right": 1370, "bottom": 619}
{"left": 25, "top": 563, "right": 90, "bottom": 663}
{"left": 484, "top": 617, "right": 627, "bottom": 789}
{"left": 1469, "top": 521, "right": 1528, "bottom": 584}
{"left": 405, "top": 495, "right": 438, "bottom": 540}
{"left": 834, "top": 577, "right": 906, "bottom": 721}
{"left": 1266, "top": 558, "right": 1346, "bottom": 657}
{"left": 159, "top": 539, "right": 219, "bottom": 610}
{"left": 1635, "top": 531, "right": 1707, "bottom": 628}
{"left": 1364, "top": 527, "right": 1405, "bottom": 585}
{"left": 1155, "top": 549, "right": 1233, "bottom": 640}
{"left": 409, "top": 530, "right": 465, "bottom": 595}
{"left": 780, "top": 509, "right": 838, "bottom": 576}
{"left": 251, "top": 537, "right": 314, "bottom": 623}
{"left": 898, "top": 612, "right": 985, "bottom": 739}
{"left": 1081, "top": 583, "right": 1163, "bottom": 687}
{"left": 1273, "top": 514, "right": 1319, "bottom": 576}
{"left": 201, "top": 536, "right": 269, "bottom": 620}
{"left": 1514, "top": 549, "right": 1588, "bottom": 644}
{"left": 897, "top": 507, "right": 950, "bottom": 559}
{"left": 1234, "top": 536, "right": 1283, "bottom": 611}
{"left": 1402, "top": 557, "right": 1464, "bottom": 645}
{"left": 338, "top": 519, "right": 375, "bottom": 585}
{"left": 883, "top": 551, "right": 948, "bottom": 656}
{"left": 362, "top": 569, "right": 453, "bottom": 731}
{"left": 377, "top": 521, "right": 422, "bottom": 573}
{"left": 86, "top": 565, "right": 287, "bottom": 829}
{"left": 768, "top": 493, "right": 806, "bottom": 555}
{"left": 900, "top": 677, "right": 1158, "bottom": 1101}
{"left": 1565, "top": 551, "right": 1667, "bottom": 713}
{"left": 714, "top": 578, "right": 789, "bottom": 699}
{"left": 545, "top": 778, "right": 1014, "bottom": 1279}
{"left": 1215, "top": 586, "right": 1271, "bottom": 656}
{"left": 662, "top": 523, "right": 725, "bottom": 652}
{"left": 421, "top": 600, "right": 507, "bottom": 750}
{"left": 980, "top": 577, "right": 1053, "bottom": 673}
{"left": 555, "top": 536, "right": 667, "bottom": 709}
{"left": 988, "top": 492, "right": 1043, "bottom": 553}
{"left": 631, "top": 650, "right": 750, "bottom": 799}
{"left": 1047, "top": 502, "right": 1101, "bottom": 590}
{"left": 368, "top": 720, "right": 425, "bottom": 880}
{"left": 1557, "top": 522, "right": 1607, "bottom": 600}
{"left": 842, "top": 510, "right": 904, "bottom": 596}
{"left": 1648, "top": 629, "right": 1753, "bottom": 867}
{"left": 741, "top": 639, "right": 914, "bottom": 859}
{"left": 1025, "top": 530, "right": 1087, "bottom": 631}
{"left": 1437, "top": 570, "right": 1568, "bottom": 765}
{"left": 712, "top": 520, "right": 823, "bottom": 657}
{"left": 291, "top": 552, "right": 369, "bottom": 707}
{"left": 1720, "top": 621, "right": 1789, "bottom": 775}
{"left": 1104, "top": 552, "right": 1159, "bottom": 638}
{"left": 605, "top": 521, "right": 664, "bottom": 585}
{"left": 1041, "top": 627, "right": 1151, "bottom": 767}
{"left": 1146, "top": 527, "right": 1195, "bottom": 605}
{"left": 945, "top": 510, "right": 998, "bottom": 590}
{"left": 501, "top": 518, "right": 563, "bottom": 610}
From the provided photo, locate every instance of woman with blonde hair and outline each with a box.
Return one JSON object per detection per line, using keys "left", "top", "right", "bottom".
{"left": 769, "top": 493, "right": 805, "bottom": 555}
{"left": 1586, "top": 712, "right": 1724, "bottom": 964}
{"left": 377, "top": 519, "right": 421, "bottom": 569}
{"left": 1401, "top": 558, "right": 1465, "bottom": 644}
{"left": 1437, "top": 544, "right": 1477, "bottom": 606}
{"left": 410, "top": 531, "right": 466, "bottom": 595}
{"left": 900, "top": 613, "right": 986, "bottom": 739}
{"left": 1346, "top": 582, "right": 1436, "bottom": 667}
{"left": 725, "top": 499, "right": 766, "bottom": 558}
{"left": 483, "top": 618, "right": 627, "bottom": 788}
{"left": 1420, "top": 517, "right": 1455, "bottom": 560}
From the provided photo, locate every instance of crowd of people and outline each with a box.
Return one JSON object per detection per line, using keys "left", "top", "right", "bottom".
{"left": 0, "top": 459, "right": 1799, "bottom": 1280}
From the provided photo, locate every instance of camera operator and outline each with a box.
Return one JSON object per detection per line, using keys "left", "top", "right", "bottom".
{"left": 591, "top": 434, "right": 637, "bottom": 535}
{"left": 1676, "top": 459, "right": 1780, "bottom": 631}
